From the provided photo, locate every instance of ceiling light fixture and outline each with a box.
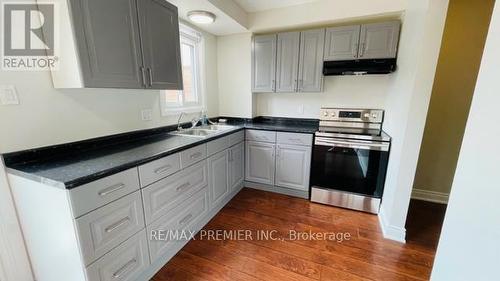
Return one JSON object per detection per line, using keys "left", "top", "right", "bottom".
{"left": 187, "top": 10, "right": 216, "bottom": 24}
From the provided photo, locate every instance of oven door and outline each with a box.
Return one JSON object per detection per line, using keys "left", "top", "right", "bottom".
{"left": 311, "top": 137, "right": 390, "bottom": 198}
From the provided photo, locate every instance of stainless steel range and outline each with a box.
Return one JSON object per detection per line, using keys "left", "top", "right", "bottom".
{"left": 310, "top": 108, "right": 391, "bottom": 214}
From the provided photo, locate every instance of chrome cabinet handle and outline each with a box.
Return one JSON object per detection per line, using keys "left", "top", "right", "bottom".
{"left": 105, "top": 217, "right": 130, "bottom": 233}
{"left": 359, "top": 43, "right": 366, "bottom": 57}
{"left": 229, "top": 150, "right": 233, "bottom": 162}
{"left": 154, "top": 164, "right": 172, "bottom": 174}
{"left": 98, "top": 183, "right": 126, "bottom": 197}
{"left": 176, "top": 182, "right": 190, "bottom": 192}
{"left": 190, "top": 152, "right": 202, "bottom": 159}
{"left": 353, "top": 43, "right": 359, "bottom": 58}
{"left": 139, "top": 66, "right": 146, "bottom": 87}
{"left": 147, "top": 67, "right": 153, "bottom": 87}
{"left": 294, "top": 79, "right": 298, "bottom": 92}
{"left": 179, "top": 213, "right": 193, "bottom": 225}
{"left": 298, "top": 79, "right": 303, "bottom": 92}
{"left": 289, "top": 138, "right": 303, "bottom": 143}
{"left": 112, "top": 258, "right": 137, "bottom": 279}
{"left": 272, "top": 80, "right": 276, "bottom": 91}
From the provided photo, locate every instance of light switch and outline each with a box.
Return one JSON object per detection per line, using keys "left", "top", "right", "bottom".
{"left": 141, "top": 109, "right": 152, "bottom": 121}
{"left": 0, "top": 85, "right": 19, "bottom": 105}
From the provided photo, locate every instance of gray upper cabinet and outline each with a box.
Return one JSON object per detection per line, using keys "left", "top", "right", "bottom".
{"left": 70, "top": 0, "right": 144, "bottom": 88}
{"left": 358, "top": 21, "right": 400, "bottom": 59}
{"left": 60, "top": 0, "right": 182, "bottom": 89}
{"left": 252, "top": 35, "right": 277, "bottom": 93}
{"left": 137, "top": 0, "right": 183, "bottom": 89}
{"left": 324, "top": 25, "right": 360, "bottom": 61}
{"left": 276, "top": 32, "right": 300, "bottom": 92}
{"left": 298, "top": 29, "right": 325, "bottom": 92}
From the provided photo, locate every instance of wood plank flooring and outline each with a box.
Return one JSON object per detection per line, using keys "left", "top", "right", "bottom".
{"left": 152, "top": 188, "right": 445, "bottom": 281}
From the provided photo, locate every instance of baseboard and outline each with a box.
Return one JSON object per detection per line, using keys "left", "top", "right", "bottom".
{"left": 244, "top": 181, "right": 309, "bottom": 199}
{"left": 378, "top": 206, "right": 406, "bottom": 243}
{"left": 411, "top": 188, "right": 449, "bottom": 204}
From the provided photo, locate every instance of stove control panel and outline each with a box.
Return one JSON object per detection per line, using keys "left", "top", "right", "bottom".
{"left": 319, "top": 108, "right": 384, "bottom": 123}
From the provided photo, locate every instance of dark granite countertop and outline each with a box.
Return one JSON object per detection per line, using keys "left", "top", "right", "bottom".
{"left": 4, "top": 117, "right": 319, "bottom": 189}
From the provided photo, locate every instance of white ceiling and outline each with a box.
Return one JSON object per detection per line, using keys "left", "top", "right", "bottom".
{"left": 234, "top": 0, "right": 320, "bottom": 12}
{"left": 168, "top": 0, "right": 248, "bottom": 36}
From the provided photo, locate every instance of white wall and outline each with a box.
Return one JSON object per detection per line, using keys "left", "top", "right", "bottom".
{"left": 378, "top": 0, "right": 449, "bottom": 241}
{"left": 0, "top": 23, "right": 219, "bottom": 154}
{"left": 217, "top": 33, "right": 254, "bottom": 118}
{"left": 431, "top": 2, "right": 500, "bottom": 279}
{"left": 255, "top": 75, "right": 392, "bottom": 118}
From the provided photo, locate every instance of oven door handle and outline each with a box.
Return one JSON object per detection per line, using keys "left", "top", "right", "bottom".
{"left": 315, "top": 138, "right": 390, "bottom": 152}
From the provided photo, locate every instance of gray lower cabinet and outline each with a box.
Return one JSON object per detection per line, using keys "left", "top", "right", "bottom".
{"left": 298, "top": 29, "right": 325, "bottom": 92}
{"left": 61, "top": 0, "right": 182, "bottom": 89}
{"left": 358, "top": 21, "right": 400, "bottom": 59}
{"left": 245, "top": 141, "right": 276, "bottom": 185}
{"left": 229, "top": 142, "right": 245, "bottom": 190}
{"left": 276, "top": 32, "right": 300, "bottom": 92}
{"left": 252, "top": 34, "right": 277, "bottom": 92}
{"left": 208, "top": 150, "right": 230, "bottom": 208}
{"left": 275, "top": 144, "right": 312, "bottom": 191}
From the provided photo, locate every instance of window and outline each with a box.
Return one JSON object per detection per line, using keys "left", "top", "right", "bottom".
{"left": 161, "top": 24, "right": 204, "bottom": 115}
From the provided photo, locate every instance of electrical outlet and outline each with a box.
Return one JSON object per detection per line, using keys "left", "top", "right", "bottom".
{"left": 0, "top": 85, "right": 19, "bottom": 105}
{"left": 141, "top": 109, "right": 152, "bottom": 121}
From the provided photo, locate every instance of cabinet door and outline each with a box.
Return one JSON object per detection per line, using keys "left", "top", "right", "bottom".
{"left": 252, "top": 35, "right": 277, "bottom": 92}
{"left": 298, "top": 29, "right": 325, "bottom": 92}
{"left": 137, "top": 0, "right": 183, "bottom": 89}
{"left": 208, "top": 150, "right": 229, "bottom": 208}
{"left": 358, "top": 21, "right": 400, "bottom": 59}
{"left": 324, "top": 25, "right": 360, "bottom": 61}
{"left": 245, "top": 141, "right": 275, "bottom": 185}
{"left": 276, "top": 32, "right": 300, "bottom": 92}
{"left": 70, "top": 0, "right": 144, "bottom": 88}
{"left": 229, "top": 142, "right": 245, "bottom": 191}
{"left": 275, "top": 144, "right": 311, "bottom": 191}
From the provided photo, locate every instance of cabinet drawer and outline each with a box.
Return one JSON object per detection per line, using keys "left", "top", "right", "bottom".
{"left": 138, "top": 153, "right": 181, "bottom": 187}
{"left": 76, "top": 191, "right": 145, "bottom": 265}
{"left": 245, "top": 130, "right": 276, "bottom": 143}
{"left": 69, "top": 168, "right": 140, "bottom": 218}
{"left": 277, "top": 132, "right": 313, "bottom": 146}
{"left": 180, "top": 144, "right": 207, "bottom": 168}
{"left": 229, "top": 130, "right": 245, "bottom": 146}
{"left": 207, "top": 136, "right": 230, "bottom": 156}
{"left": 86, "top": 230, "right": 150, "bottom": 281}
{"left": 142, "top": 160, "right": 208, "bottom": 225}
{"left": 147, "top": 187, "right": 209, "bottom": 260}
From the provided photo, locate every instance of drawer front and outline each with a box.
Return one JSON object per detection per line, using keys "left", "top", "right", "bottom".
{"left": 76, "top": 191, "right": 145, "bottom": 265}
{"left": 207, "top": 136, "right": 230, "bottom": 156}
{"left": 245, "top": 129, "right": 276, "bottom": 143}
{"left": 138, "top": 153, "right": 181, "bottom": 187}
{"left": 229, "top": 130, "right": 245, "bottom": 146}
{"left": 277, "top": 132, "right": 313, "bottom": 146}
{"left": 70, "top": 168, "right": 140, "bottom": 218}
{"left": 86, "top": 230, "right": 150, "bottom": 281}
{"left": 147, "top": 187, "right": 209, "bottom": 261}
{"left": 180, "top": 144, "right": 207, "bottom": 168}
{"left": 142, "top": 160, "right": 208, "bottom": 224}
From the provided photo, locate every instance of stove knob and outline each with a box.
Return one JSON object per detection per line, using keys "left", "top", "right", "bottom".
{"left": 331, "top": 112, "right": 336, "bottom": 117}
{"left": 372, "top": 113, "right": 378, "bottom": 119}
{"left": 363, "top": 113, "right": 371, "bottom": 118}
{"left": 323, "top": 111, "right": 328, "bottom": 117}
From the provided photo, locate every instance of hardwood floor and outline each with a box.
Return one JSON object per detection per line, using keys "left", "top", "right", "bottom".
{"left": 152, "top": 188, "right": 445, "bottom": 281}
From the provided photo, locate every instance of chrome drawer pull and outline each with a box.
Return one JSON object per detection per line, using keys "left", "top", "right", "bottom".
{"left": 190, "top": 152, "right": 202, "bottom": 159}
{"left": 179, "top": 213, "right": 193, "bottom": 225}
{"left": 154, "top": 164, "right": 172, "bottom": 174}
{"left": 112, "top": 258, "right": 137, "bottom": 279}
{"left": 98, "top": 183, "right": 126, "bottom": 197}
{"left": 289, "top": 138, "right": 302, "bottom": 143}
{"left": 105, "top": 217, "right": 130, "bottom": 233}
{"left": 176, "top": 182, "right": 190, "bottom": 192}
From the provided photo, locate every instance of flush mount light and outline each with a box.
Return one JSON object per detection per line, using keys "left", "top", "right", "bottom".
{"left": 187, "top": 10, "right": 216, "bottom": 24}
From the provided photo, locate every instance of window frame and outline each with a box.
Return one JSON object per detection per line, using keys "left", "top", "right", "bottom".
{"left": 160, "top": 24, "right": 205, "bottom": 116}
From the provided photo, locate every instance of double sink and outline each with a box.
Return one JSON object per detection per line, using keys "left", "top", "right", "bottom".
{"left": 169, "top": 124, "right": 237, "bottom": 138}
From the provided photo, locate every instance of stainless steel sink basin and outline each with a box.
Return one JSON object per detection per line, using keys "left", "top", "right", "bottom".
{"left": 170, "top": 124, "right": 237, "bottom": 138}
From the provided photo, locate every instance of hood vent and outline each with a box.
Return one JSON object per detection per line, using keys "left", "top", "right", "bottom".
{"left": 323, "top": 59, "right": 397, "bottom": 76}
